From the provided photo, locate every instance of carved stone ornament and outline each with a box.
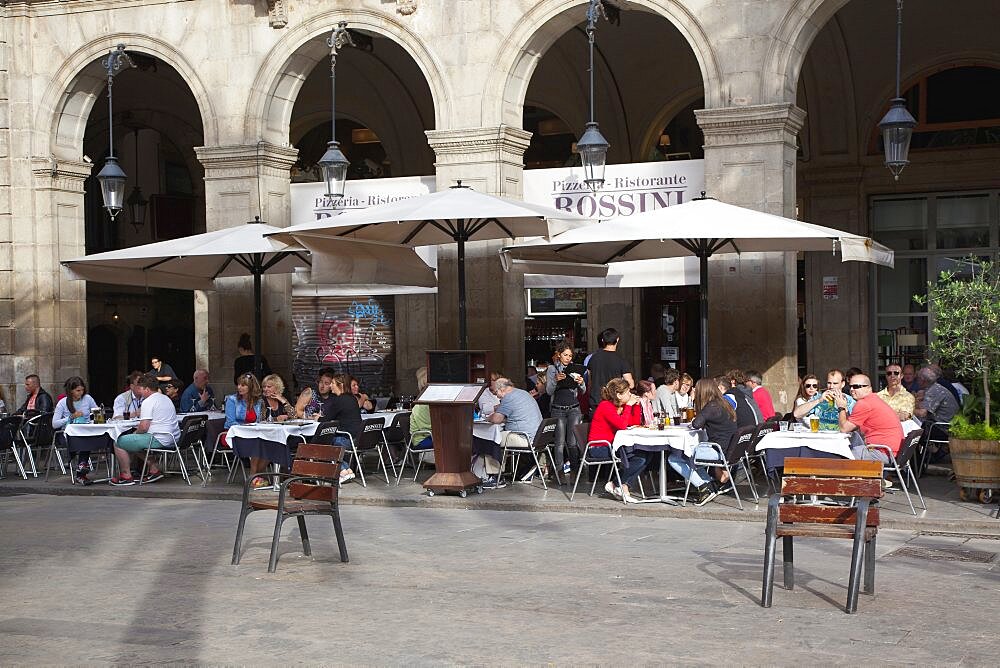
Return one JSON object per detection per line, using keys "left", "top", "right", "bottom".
{"left": 267, "top": 0, "right": 288, "bottom": 29}
{"left": 396, "top": 0, "right": 417, "bottom": 16}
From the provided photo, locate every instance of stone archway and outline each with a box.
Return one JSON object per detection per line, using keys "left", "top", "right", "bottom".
{"left": 246, "top": 9, "right": 451, "bottom": 147}
{"left": 37, "top": 35, "right": 218, "bottom": 162}
{"left": 486, "top": 0, "right": 721, "bottom": 130}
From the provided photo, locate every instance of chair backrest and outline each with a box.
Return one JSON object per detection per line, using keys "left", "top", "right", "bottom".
{"left": 728, "top": 424, "right": 758, "bottom": 462}
{"left": 309, "top": 420, "right": 340, "bottom": 445}
{"left": 177, "top": 414, "right": 208, "bottom": 449}
{"left": 531, "top": 418, "right": 559, "bottom": 452}
{"left": 374, "top": 396, "right": 391, "bottom": 411}
{"left": 382, "top": 412, "right": 409, "bottom": 446}
{"left": 750, "top": 420, "right": 779, "bottom": 450}
{"left": 357, "top": 417, "right": 386, "bottom": 450}
{"left": 289, "top": 444, "right": 345, "bottom": 502}
{"left": 573, "top": 422, "right": 591, "bottom": 449}
{"left": 24, "top": 411, "right": 55, "bottom": 447}
{"left": 779, "top": 457, "right": 884, "bottom": 526}
{"left": 895, "top": 429, "right": 924, "bottom": 468}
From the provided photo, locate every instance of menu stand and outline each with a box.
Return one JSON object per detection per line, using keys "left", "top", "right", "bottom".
{"left": 415, "top": 383, "right": 486, "bottom": 497}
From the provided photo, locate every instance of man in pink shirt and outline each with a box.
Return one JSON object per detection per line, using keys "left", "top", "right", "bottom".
{"left": 745, "top": 370, "right": 776, "bottom": 421}
{"left": 835, "top": 374, "right": 903, "bottom": 463}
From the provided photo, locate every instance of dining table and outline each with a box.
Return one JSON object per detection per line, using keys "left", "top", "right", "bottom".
{"left": 610, "top": 424, "right": 707, "bottom": 505}
{"left": 227, "top": 420, "right": 321, "bottom": 470}
{"left": 754, "top": 426, "right": 855, "bottom": 473}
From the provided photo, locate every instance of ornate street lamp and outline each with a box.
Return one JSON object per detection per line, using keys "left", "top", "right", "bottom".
{"left": 126, "top": 127, "right": 148, "bottom": 232}
{"left": 318, "top": 21, "right": 355, "bottom": 200}
{"left": 879, "top": 0, "right": 916, "bottom": 180}
{"left": 96, "top": 44, "right": 135, "bottom": 220}
{"left": 577, "top": 0, "right": 610, "bottom": 194}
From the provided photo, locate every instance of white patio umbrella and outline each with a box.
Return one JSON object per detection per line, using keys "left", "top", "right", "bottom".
{"left": 500, "top": 196, "right": 895, "bottom": 377}
{"left": 270, "top": 183, "right": 594, "bottom": 348}
{"left": 62, "top": 219, "right": 436, "bottom": 377}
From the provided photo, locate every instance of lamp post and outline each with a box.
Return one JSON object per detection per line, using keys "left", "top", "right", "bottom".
{"left": 318, "top": 21, "right": 355, "bottom": 201}
{"left": 879, "top": 0, "right": 916, "bottom": 180}
{"left": 577, "top": 0, "right": 610, "bottom": 194}
{"left": 96, "top": 44, "right": 135, "bottom": 220}
{"left": 126, "top": 127, "right": 148, "bottom": 232}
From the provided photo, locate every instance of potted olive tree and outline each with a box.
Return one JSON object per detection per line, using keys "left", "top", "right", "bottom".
{"left": 916, "top": 257, "right": 1000, "bottom": 502}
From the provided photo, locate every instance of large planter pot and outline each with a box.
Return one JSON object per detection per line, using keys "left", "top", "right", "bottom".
{"left": 949, "top": 438, "right": 1000, "bottom": 495}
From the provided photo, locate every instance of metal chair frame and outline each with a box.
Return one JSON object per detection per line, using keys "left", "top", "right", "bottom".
{"left": 568, "top": 422, "right": 626, "bottom": 503}
{"left": 394, "top": 429, "right": 432, "bottom": 484}
{"left": 865, "top": 429, "right": 926, "bottom": 516}
{"left": 139, "top": 415, "right": 208, "bottom": 485}
{"left": 340, "top": 417, "right": 391, "bottom": 487}
{"left": 681, "top": 441, "right": 743, "bottom": 509}
{"left": 0, "top": 415, "right": 27, "bottom": 479}
{"left": 917, "top": 420, "right": 950, "bottom": 476}
{"left": 498, "top": 418, "right": 561, "bottom": 490}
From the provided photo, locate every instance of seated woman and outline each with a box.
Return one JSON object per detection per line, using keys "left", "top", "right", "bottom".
{"left": 667, "top": 378, "right": 737, "bottom": 505}
{"left": 261, "top": 374, "right": 294, "bottom": 422}
{"left": 408, "top": 367, "right": 433, "bottom": 452}
{"left": 587, "top": 377, "right": 650, "bottom": 503}
{"left": 350, "top": 376, "right": 374, "bottom": 413}
{"left": 636, "top": 379, "right": 658, "bottom": 426}
{"left": 675, "top": 373, "right": 694, "bottom": 410}
{"left": 52, "top": 376, "right": 100, "bottom": 485}
{"left": 321, "top": 373, "right": 362, "bottom": 484}
{"left": 294, "top": 367, "right": 335, "bottom": 419}
{"left": 794, "top": 374, "right": 820, "bottom": 424}
{"left": 224, "top": 373, "right": 267, "bottom": 487}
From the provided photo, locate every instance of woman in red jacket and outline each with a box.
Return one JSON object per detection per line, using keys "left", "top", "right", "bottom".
{"left": 587, "top": 377, "right": 650, "bottom": 502}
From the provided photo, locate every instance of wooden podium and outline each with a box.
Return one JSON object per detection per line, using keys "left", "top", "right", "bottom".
{"left": 415, "top": 382, "right": 486, "bottom": 497}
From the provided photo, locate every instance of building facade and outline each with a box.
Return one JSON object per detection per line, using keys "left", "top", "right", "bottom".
{"left": 2, "top": 0, "right": 998, "bottom": 407}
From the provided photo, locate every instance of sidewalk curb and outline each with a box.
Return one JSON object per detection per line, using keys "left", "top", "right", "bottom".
{"left": 3, "top": 481, "right": 998, "bottom": 536}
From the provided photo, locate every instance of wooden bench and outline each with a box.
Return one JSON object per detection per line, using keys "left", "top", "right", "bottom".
{"left": 232, "top": 443, "right": 349, "bottom": 573}
{"left": 761, "top": 457, "right": 884, "bottom": 613}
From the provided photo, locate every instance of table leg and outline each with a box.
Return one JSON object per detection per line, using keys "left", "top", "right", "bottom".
{"left": 630, "top": 449, "right": 678, "bottom": 505}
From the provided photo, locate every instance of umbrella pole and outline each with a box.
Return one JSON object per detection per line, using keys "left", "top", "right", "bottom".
{"left": 698, "top": 249, "right": 709, "bottom": 379}
{"left": 457, "top": 233, "right": 467, "bottom": 350}
{"left": 253, "top": 261, "right": 262, "bottom": 380}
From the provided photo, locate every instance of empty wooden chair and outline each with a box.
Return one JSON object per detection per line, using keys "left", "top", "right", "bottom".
{"left": 761, "top": 457, "right": 883, "bottom": 614}
{"left": 232, "top": 443, "right": 349, "bottom": 573}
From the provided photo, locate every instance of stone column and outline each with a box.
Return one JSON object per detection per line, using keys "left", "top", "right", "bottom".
{"left": 6, "top": 158, "right": 92, "bottom": 402}
{"left": 695, "top": 103, "right": 806, "bottom": 411}
{"left": 194, "top": 142, "right": 297, "bottom": 392}
{"left": 423, "top": 126, "right": 532, "bottom": 380}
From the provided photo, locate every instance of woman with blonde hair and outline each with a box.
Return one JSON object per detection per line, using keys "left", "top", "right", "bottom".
{"left": 586, "top": 377, "right": 651, "bottom": 502}
{"left": 261, "top": 374, "right": 294, "bottom": 422}
{"left": 667, "top": 378, "right": 737, "bottom": 505}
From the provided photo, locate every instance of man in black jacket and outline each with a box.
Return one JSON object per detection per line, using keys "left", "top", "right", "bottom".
{"left": 722, "top": 369, "right": 762, "bottom": 428}
{"left": 17, "top": 374, "right": 53, "bottom": 415}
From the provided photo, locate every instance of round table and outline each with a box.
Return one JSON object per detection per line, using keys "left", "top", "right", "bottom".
{"left": 611, "top": 426, "right": 706, "bottom": 505}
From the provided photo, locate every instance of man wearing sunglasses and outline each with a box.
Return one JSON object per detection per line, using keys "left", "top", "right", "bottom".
{"left": 877, "top": 364, "right": 915, "bottom": 421}
{"left": 792, "top": 368, "right": 855, "bottom": 430}
{"left": 834, "top": 374, "right": 903, "bottom": 463}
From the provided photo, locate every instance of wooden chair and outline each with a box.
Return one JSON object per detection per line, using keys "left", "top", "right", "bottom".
{"left": 232, "top": 443, "right": 349, "bottom": 573}
{"left": 761, "top": 457, "right": 884, "bottom": 614}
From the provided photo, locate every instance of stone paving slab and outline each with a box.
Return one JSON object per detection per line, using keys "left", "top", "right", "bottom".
{"left": 2, "top": 465, "right": 999, "bottom": 535}
{"left": 0, "top": 494, "right": 998, "bottom": 665}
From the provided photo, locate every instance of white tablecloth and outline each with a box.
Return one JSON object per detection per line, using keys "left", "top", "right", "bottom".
{"left": 473, "top": 420, "right": 504, "bottom": 444}
{"left": 227, "top": 421, "right": 320, "bottom": 444}
{"left": 611, "top": 426, "right": 705, "bottom": 457}
{"left": 365, "top": 410, "right": 409, "bottom": 425}
{"left": 65, "top": 420, "right": 140, "bottom": 440}
{"left": 755, "top": 429, "right": 855, "bottom": 459}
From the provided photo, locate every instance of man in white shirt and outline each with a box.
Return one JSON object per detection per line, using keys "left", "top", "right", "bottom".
{"left": 111, "top": 374, "right": 181, "bottom": 485}
{"left": 112, "top": 371, "right": 144, "bottom": 419}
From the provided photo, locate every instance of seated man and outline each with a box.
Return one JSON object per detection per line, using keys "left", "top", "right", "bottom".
{"left": 913, "top": 365, "right": 960, "bottom": 462}
{"left": 110, "top": 374, "right": 181, "bottom": 485}
{"left": 16, "top": 374, "right": 54, "bottom": 415}
{"left": 877, "top": 363, "right": 915, "bottom": 421}
{"left": 793, "top": 368, "right": 855, "bottom": 430}
{"left": 835, "top": 374, "right": 903, "bottom": 464}
{"left": 745, "top": 369, "right": 776, "bottom": 421}
{"left": 472, "top": 377, "right": 542, "bottom": 489}
{"left": 180, "top": 369, "right": 215, "bottom": 413}
{"left": 112, "top": 371, "right": 144, "bottom": 419}
{"left": 654, "top": 368, "right": 681, "bottom": 419}
{"left": 723, "top": 369, "right": 762, "bottom": 428}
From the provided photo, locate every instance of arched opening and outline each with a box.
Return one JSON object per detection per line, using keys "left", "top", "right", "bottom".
{"left": 288, "top": 29, "right": 436, "bottom": 181}
{"left": 794, "top": 0, "right": 1000, "bottom": 379}
{"left": 520, "top": 5, "right": 706, "bottom": 376}
{"left": 77, "top": 53, "right": 206, "bottom": 400}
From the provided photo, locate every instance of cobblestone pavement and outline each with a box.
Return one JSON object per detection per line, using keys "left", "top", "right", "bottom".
{"left": 0, "top": 494, "right": 998, "bottom": 665}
